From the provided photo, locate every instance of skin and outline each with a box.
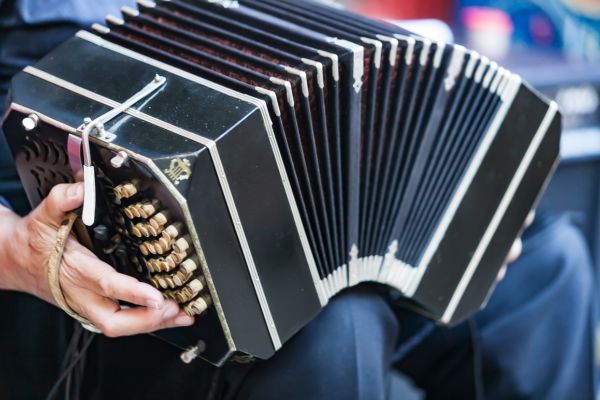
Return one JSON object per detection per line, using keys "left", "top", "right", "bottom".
{"left": 0, "top": 182, "right": 530, "bottom": 337}
{"left": 497, "top": 210, "right": 534, "bottom": 282}
{"left": 0, "top": 182, "right": 194, "bottom": 337}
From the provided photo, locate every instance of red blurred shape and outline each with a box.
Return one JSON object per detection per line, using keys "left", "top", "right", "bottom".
{"left": 461, "top": 7, "right": 514, "bottom": 35}
{"left": 355, "top": 0, "right": 453, "bottom": 22}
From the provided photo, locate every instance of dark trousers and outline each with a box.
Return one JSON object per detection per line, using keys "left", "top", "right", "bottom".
{"left": 0, "top": 214, "right": 596, "bottom": 399}
{"left": 228, "top": 215, "right": 596, "bottom": 400}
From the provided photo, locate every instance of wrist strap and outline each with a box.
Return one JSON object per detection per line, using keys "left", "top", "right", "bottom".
{"left": 47, "top": 212, "right": 100, "bottom": 333}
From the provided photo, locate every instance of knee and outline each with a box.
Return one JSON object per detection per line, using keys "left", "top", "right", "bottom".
{"left": 522, "top": 214, "right": 595, "bottom": 300}
{"left": 323, "top": 287, "right": 397, "bottom": 329}
{"left": 297, "top": 286, "right": 399, "bottom": 356}
{"left": 478, "top": 215, "right": 597, "bottom": 398}
{"left": 237, "top": 288, "right": 399, "bottom": 400}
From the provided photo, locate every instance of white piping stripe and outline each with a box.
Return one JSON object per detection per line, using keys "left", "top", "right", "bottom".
{"left": 270, "top": 77, "right": 295, "bottom": 106}
{"left": 433, "top": 42, "right": 445, "bottom": 68}
{"left": 137, "top": 0, "right": 156, "bottom": 7}
{"left": 464, "top": 51, "right": 480, "bottom": 79}
{"left": 301, "top": 58, "right": 325, "bottom": 89}
{"left": 474, "top": 56, "right": 490, "bottom": 83}
{"left": 326, "top": 37, "right": 364, "bottom": 92}
{"left": 23, "top": 65, "right": 284, "bottom": 349}
{"left": 419, "top": 38, "right": 432, "bottom": 66}
{"left": 105, "top": 14, "right": 124, "bottom": 25}
{"left": 316, "top": 50, "right": 340, "bottom": 82}
{"left": 360, "top": 37, "right": 382, "bottom": 69}
{"left": 91, "top": 23, "right": 110, "bottom": 34}
{"left": 482, "top": 63, "right": 498, "bottom": 89}
{"left": 282, "top": 66, "right": 309, "bottom": 97}
{"left": 441, "top": 102, "right": 558, "bottom": 323}
{"left": 375, "top": 35, "right": 398, "bottom": 67}
{"left": 444, "top": 46, "right": 466, "bottom": 91}
{"left": 393, "top": 34, "right": 415, "bottom": 65}
{"left": 255, "top": 87, "right": 281, "bottom": 117}
{"left": 121, "top": 5, "right": 139, "bottom": 16}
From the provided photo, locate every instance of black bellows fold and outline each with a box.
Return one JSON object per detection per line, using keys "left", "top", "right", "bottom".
{"left": 99, "top": 0, "right": 513, "bottom": 296}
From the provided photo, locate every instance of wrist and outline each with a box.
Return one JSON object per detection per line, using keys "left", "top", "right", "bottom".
{"left": 0, "top": 207, "right": 30, "bottom": 292}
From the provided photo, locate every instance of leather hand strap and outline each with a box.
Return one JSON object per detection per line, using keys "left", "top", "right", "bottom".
{"left": 47, "top": 212, "right": 100, "bottom": 333}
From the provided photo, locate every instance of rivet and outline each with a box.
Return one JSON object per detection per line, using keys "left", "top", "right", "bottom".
{"left": 110, "top": 151, "right": 130, "bottom": 168}
{"left": 22, "top": 114, "right": 39, "bottom": 131}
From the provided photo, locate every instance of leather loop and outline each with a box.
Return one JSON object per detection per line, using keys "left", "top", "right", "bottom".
{"left": 47, "top": 212, "right": 101, "bottom": 333}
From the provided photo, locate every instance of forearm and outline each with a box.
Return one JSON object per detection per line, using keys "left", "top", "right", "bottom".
{"left": 0, "top": 204, "right": 27, "bottom": 292}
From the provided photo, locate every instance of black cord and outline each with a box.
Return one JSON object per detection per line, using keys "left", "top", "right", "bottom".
{"left": 73, "top": 332, "right": 89, "bottom": 400}
{"left": 70, "top": 329, "right": 90, "bottom": 400}
{"left": 61, "top": 325, "right": 81, "bottom": 372}
{"left": 63, "top": 323, "right": 83, "bottom": 400}
{"left": 46, "top": 325, "right": 96, "bottom": 400}
{"left": 206, "top": 367, "right": 222, "bottom": 400}
{"left": 469, "top": 318, "right": 485, "bottom": 400}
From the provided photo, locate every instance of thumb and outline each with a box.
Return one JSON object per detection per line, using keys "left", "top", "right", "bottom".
{"left": 33, "top": 182, "right": 85, "bottom": 226}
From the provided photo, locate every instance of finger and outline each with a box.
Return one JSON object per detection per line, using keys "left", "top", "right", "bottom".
{"left": 62, "top": 245, "right": 164, "bottom": 309}
{"left": 90, "top": 300, "right": 191, "bottom": 337}
{"left": 496, "top": 265, "right": 508, "bottom": 282}
{"left": 506, "top": 238, "right": 523, "bottom": 264}
{"left": 33, "top": 183, "right": 84, "bottom": 226}
{"left": 525, "top": 211, "right": 535, "bottom": 228}
{"left": 65, "top": 286, "right": 193, "bottom": 337}
{"left": 161, "top": 311, "right": 196, "bottom": 330}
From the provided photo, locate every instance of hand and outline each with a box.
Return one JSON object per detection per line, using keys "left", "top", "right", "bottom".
{"left": 496, "top": 211, "right": 535, "bottom": 281}
{"left": 1, "top": 182, "right": 194, "bottom": 337}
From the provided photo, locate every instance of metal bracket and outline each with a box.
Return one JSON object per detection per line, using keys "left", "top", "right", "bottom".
{"left": 70, "top": 74, "right": 167, "bottom": 226}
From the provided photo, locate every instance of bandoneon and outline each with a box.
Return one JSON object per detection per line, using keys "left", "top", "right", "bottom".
{"left": 1, "top": 0, "right": 560, "bottom": 365}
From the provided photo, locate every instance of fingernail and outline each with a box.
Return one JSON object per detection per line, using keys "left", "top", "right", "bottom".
{"left": 67, "top": 183, "right": 83, "bottom": 198}
{"left": 163, "top": 303, "right": 179, "bottom": 319}
{"left": 174, "top": 315, "right": 194, "bottom": 326}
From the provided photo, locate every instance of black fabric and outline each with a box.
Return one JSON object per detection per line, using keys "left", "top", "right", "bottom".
{"left": 0, "top": 292, "right": 72, "bottom": 400}
{"left": 396, "top": 213, "right": 597, "bottom": 399}
{"left": 0, "top": 213, "right": 594, "bottom": 399}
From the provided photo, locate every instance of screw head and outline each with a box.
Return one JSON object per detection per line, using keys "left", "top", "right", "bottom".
{"left": 110, "top": 151, "right": 130, "bottom": 168}
{"left": 22, "top": 114, "right": 39, "bottom": 131}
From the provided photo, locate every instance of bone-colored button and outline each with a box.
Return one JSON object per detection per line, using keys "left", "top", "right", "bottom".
{"left": 183, "top": 294, "right": 212, "bottom": 317}
{"left": 172, "top": 235, "right": 191, "bottom": 254}
{"left": 162, "top": 222, "right": 184, "bottom": 241}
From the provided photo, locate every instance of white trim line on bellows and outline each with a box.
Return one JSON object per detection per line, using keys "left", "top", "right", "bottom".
{"left": 326, "top": 37, "right": 364, "bottom": 92}
{"left": 375, "top": 35, "right": 398, "bottom": 67}
{"left": 441, "top": 101, "right": 558, "bottom": 323}
{"left": 360, "top": 37, "right": 382, "bottom": 69}
{"left": 402, "top": 74, "right": 522, "bottom": 296}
